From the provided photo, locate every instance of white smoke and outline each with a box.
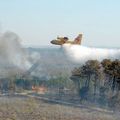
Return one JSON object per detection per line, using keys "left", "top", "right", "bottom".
{"left": 62, "top": 44, "right": 120, "bottom": 63}
{"left": 28, "top": 51, "right": 40, "bottom": 64}
{"left": 0, "top": 31, "right": 31, "bottom": 73}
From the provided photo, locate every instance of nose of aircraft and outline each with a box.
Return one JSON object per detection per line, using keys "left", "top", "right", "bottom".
{"left": 50, "top": 40, "right": 56, "bottom": 44}
{"left": 50, "top": 40, "right": 62, "bottom": 45}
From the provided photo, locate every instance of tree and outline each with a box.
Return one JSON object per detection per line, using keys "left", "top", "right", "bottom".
{"left": 71, "top": 60, "right": 101, "bottom": 100}
{"left": 82, "top": 60, "right": 101, "bottom": 98}
{"left": 70, "top": 67, "right": 82, "bottom": 94}
{"left": 101, "top": 59, "right": 112, "bottom": 89}
{"left": 101, "top": 59, "right": 120, "bottom": 92}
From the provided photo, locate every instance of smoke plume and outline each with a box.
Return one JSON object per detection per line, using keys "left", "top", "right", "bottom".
{"left": 63, "top": 44, "right": 120, "bottom": 63}
{"left": 0, "top": 31, "right": 31, "bottom": 77}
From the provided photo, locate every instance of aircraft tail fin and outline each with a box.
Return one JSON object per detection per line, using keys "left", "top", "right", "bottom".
{"left": 74, "top": 34, "right": 82, "bottom": 44}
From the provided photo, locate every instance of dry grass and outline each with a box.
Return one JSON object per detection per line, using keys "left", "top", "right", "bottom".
{"left": 0, "top": 96, "right": 119, "bottom": 120}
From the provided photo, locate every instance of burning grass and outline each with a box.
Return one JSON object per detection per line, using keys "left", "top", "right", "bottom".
{"left": 0, "top": 96, "right": 119, "bottom": 120}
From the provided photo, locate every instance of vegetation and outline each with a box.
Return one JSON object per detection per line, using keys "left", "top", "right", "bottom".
{"left": 71, "top": 59, "right": 120, "bottom": 109}
{"left": 0, "top": 96, "right": 118, "bottom": 120}
{"left": 0, "top": 59, "right": 120, "bottom": 111}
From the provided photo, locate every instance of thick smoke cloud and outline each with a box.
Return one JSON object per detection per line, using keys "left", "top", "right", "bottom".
{"left": 0, "top": 31, "right": 31, "bottom": 77}
{"left": 63, "top": 44, "right": 120, "bottom": 63}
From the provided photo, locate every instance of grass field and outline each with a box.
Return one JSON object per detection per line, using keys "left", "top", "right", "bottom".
{"left": 0, "top": 96, "right": 119, "bottom": 120}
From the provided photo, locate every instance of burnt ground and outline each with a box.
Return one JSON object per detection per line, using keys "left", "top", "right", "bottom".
{"left": 0, "top": 96, "right": 119, "bottom": 120}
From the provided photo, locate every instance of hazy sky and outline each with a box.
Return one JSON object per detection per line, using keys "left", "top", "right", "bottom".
{"left": 0, "top": 0, "right": 120, "bottom": 47}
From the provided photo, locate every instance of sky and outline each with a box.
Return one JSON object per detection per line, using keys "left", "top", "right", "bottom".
{"left": 0, "top": 0, "right": 120, "bottom": 47}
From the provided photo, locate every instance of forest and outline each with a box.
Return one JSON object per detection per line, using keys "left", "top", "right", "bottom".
{"left": 0, "top": 59, "right": 120, "bottom": 110}
{"left": 71, "top": 59, "right": 120, "bottom": 109}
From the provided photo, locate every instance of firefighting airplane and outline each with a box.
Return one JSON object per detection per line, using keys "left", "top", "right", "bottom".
{"left": 50, "top": 34, "right": 83, "bottom": 45}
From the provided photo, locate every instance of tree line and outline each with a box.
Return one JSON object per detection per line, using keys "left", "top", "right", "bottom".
{"left": 70, "top": 59, "right": 120, "bottom": 108}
